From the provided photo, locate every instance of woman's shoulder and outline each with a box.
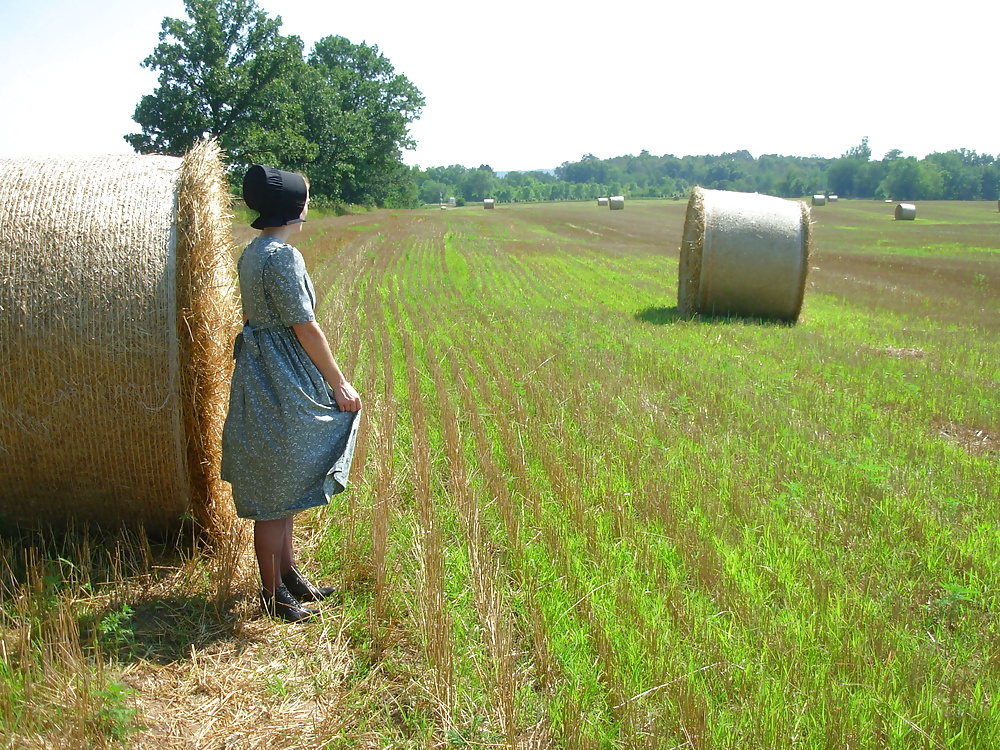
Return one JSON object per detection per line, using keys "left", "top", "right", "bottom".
{"left": 244, "top": 236, "right": 301, "bottom": 263}
{"left": 260, "top": 239, "right": 306, "bottom": 277}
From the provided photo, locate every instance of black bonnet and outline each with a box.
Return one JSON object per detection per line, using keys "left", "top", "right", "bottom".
{"left": 242, "top": 165, "right": 308, "bottom": 229}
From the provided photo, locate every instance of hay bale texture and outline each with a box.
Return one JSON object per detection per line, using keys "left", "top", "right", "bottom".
{"left": 609, "top": 196, "right": 625, "bottom": 210}
{"left": 484, "top": 198, "right": 495, "bottom": 209}
{"left": 0, "top": 140, "right": 241, "bottom": 534}
{"left": 597, "top": 197, "right": 609, "bottom": 207}
{"left": 895, "top": 202, "right": 916, "bottom": 220}
{"left": 678, "top": 187, "right": 811, "bottom": 322}
{"left": 812, "top": 194, "right": 826, "bottom": 206}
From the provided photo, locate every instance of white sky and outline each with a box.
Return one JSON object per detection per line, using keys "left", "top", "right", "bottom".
{"left": 0, "top": 0, "right": 996, "bottom": 171}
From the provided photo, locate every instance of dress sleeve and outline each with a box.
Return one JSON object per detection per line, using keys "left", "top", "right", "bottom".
{"left": 262, "top": 244, "right": 316, "bottom": 326}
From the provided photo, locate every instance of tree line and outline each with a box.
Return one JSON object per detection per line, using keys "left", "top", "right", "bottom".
{"left": 413, "top": 138, "right": 1000, "bottom": 207}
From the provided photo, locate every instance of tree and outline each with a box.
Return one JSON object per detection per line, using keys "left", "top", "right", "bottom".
{"left": 304, "top": 36, "right": 424, "bottom": 205}
{"left": 461, "top": 168, "right": 497, "bottom": 202}
{"left": 845, "top": 136, "right": 872, "bottom": 161}
{"left": 125, "top": 0, "right": 313, "bottom": 168}
{"left": 883, "top": 157, "right": 940, "bottom": 200}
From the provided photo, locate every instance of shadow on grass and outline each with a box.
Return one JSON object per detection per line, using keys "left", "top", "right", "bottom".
{"left": 634, "top": 306, "right": 686, "bottom": 325}
{"left": 634, "top": 306, "right": 796, "bottom": 327}
{"left": 80, "top": 594, "right": 242, "bottom": 666}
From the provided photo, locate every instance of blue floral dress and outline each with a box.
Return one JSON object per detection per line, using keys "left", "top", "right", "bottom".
{"left": 221, "top": 236, "right": 359, "bottom": 521}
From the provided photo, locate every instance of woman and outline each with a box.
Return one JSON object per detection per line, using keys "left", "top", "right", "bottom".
{"left": 222, "top": 164, "right": 362, "bottom": 622}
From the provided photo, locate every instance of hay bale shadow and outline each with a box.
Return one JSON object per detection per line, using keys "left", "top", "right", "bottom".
{"left": 634, "top": 306, "right": 796, "bottom": 327}
{"left": 634, "top": 306, "right": 685, "bottom": 325}
{"left": 80, "top": 594, "right": 242, "bottom": 666}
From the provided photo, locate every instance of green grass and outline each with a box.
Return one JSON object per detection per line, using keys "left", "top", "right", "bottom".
{"left": 4, "top": 198, "right": 1000, "bottom": 748}
{"left": 312, "top": 199, "right": 1000, "bottom": 747}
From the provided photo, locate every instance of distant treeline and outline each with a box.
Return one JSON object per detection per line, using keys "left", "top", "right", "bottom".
{"left": 410, "top": 139, "right": 1000, "bottom": 206}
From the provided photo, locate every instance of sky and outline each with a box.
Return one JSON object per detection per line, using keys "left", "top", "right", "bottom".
{"left": 0, "top": 0, "right": 997, "bottom": 172}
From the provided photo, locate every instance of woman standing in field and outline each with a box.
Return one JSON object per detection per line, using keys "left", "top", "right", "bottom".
{"left": 222, "top": 165, "right": 362, "bottom": 622}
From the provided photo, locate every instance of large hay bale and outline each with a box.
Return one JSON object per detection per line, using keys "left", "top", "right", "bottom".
{"left": 484, "top": 198, "right": 495, "bottom": 209}
{"left": 597, "top": 197, "right": 609, "bottom": 207}
{"left": 609, "top": 195, "right": 625, "bottom": 210}
{"left": 678, "top": 187, "right": 811, "bottom": 322}
{"left": 895, "top": 203, "right": 916, "bottom": 220}
{"left": 828, "top": 195, "right": 839, "bottom": 202}
{"left": 0, "top": 141, "right": 241, "bottom": 535}
{"left": 812, "top": 194, "right": 826, "bottom": 206}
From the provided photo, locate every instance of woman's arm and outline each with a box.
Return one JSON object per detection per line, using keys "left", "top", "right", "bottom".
{"left": 292, "top": 320, "right": 362, "bottom": 412}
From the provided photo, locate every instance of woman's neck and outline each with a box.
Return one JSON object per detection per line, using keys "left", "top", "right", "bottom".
{"left": 260, "top": 224, "right": 299, "bottom": 243}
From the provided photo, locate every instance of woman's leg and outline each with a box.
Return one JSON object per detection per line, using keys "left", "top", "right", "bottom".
{"left": 281, "top": 516, "right": 295, "bottom": 576}
{"left": 254, "top": 518, "right": 288, "bottom": 594}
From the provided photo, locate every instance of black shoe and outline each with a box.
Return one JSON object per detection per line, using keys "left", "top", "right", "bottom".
{"left": 261, "top": 583, "right": 319, "bottom": 622}
{"left": 282, "top": 565, "right": 339, "bottom": 603}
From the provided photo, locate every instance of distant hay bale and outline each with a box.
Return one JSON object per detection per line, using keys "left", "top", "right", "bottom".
{"left": 812, "top": 194, "right": 826, "bottom": 206}
{"left": 0, "top": 140, "right": 241, "bottom": 536}
{"left": 448, "top": 197, "right": 456, "bottom": 206}
{"left": 484, "top": 198, "right": 495, "bottom": 209}
{"left": 678, "top": 187, "right": 811, "bottom": 322}
{"left": 828, "top": 195, "right": 839, "bottom": 202}
{"left": 597, "top": 197, "right": 609, "bottom": 207}
{"left": 895, "top": 203, "right": 916, "bottom": 220}
{"left": 609, "top": 195, "right": 625, "bottom": 210}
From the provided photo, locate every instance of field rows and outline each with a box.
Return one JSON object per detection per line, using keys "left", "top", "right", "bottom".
{"left": 293, "top": 200, "right": 1000, "bottom": 747}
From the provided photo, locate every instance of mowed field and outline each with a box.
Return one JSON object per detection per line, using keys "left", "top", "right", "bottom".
{"left": 4, "top": 198, "right": 1000, "bottom": 749}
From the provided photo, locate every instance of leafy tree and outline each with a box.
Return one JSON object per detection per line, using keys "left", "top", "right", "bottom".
{"left": 461, "top": 168, "right": 497, "bottom": 201}
{"left": 304, "top": 35, "right": 424, "bottom": 205}
{"left": 883, "top": 157, "right": 937, "bottom": 200}
{"left": 125, "top": 0, "right": 313, "bottom": 168}
{"left": 846, "top": 136, "right": 872, "bottom": 160}
{"left": 419, "top": 179, "right": 450, "bottom": 205}
{"left": 982, "top": 165, "right": 1000, "bottom": 201}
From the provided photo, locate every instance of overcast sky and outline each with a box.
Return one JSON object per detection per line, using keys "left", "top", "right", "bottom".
{"left": 0, "top": 0, "right": 996, "bottom": 171}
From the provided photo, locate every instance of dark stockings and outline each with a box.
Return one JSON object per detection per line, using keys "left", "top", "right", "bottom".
{"left": 254, "top": 516, "right": 295, "bottom": 594}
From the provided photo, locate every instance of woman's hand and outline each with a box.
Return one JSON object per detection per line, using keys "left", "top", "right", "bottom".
{"left": 331, "top": 379, "right": 362, "bottom": 412}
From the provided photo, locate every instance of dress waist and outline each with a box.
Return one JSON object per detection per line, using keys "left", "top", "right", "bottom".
{"left": 233, "top": 321, "right": 283, "bottom": 360}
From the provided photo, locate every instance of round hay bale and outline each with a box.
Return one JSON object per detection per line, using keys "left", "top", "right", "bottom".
{"left": 597, "top": 197, "right": 609, "bottom": 207}
{"left": 0, "top": 140, "right": 241, "bottom": 535}
{"left": 895, "top": 203, "right": 916, "bottom": 220}
{"left": 678, "top": 187, "right": 811, "bottom": 322}
{"left": 812, "top": 194, "right": 826, "bottom": 206}
{"left": 609, "top": 195, "right": 625, "bottom": 210}
{"left": 828, "top": 195, "right": 839, "bottom": 202}
{"left": 484, "top": 198, "right": 495, "bottom": 209}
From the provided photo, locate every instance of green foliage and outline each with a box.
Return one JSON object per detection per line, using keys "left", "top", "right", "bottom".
{"left": 125, "top": 0, "right": 312, "bottom": 168}
{"left": 414, "top": 137, "right": 999, "bottom": 205}
{"left": 128, "top": 0, "right": 423, "bottom": 208}
{"left": 295, "top": 35, "right": 424, "bottom": 206}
